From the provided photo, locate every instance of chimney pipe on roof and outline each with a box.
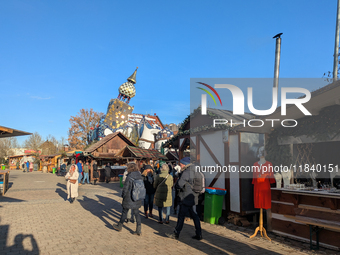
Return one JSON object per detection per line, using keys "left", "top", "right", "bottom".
{"left": 273, "top": 33, "right": 283, "bottom": 89}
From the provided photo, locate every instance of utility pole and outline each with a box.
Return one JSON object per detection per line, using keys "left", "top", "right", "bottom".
{"left": 333, "top": 0, "right": 340, "bottom": 81}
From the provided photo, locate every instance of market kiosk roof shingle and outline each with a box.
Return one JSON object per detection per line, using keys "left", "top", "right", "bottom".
{"left": 0, "top": 126, "right": 31, "bottom": 138}
{"left": 85, "top": 132, "right": 135, "bottom": 153}
{"left": 116, "top": 145, "right": 167, "bottom": 160}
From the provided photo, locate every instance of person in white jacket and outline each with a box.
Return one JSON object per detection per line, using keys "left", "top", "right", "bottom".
{"left": 65, "top": 164, "right": 79, "bottom": 204}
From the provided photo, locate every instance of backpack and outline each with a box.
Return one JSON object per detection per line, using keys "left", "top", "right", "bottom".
{"left": 130, "top": 177, "right": 146, "bottom": 201}
{"left": 191, "top": 170, "right": 204, "bottom": 193}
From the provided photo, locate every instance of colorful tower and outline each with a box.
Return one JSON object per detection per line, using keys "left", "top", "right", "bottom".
{"left": 103, "top": 68, "right": 138, "bottom": 130}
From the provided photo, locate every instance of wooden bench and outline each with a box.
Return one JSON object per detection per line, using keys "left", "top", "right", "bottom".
{"left": 285, "top": 214, "right": 340, "bottom": 250}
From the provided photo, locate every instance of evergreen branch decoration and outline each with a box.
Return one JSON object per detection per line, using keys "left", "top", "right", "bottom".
{"left": 265, "top": 105, "right": 340, "bottom": 167}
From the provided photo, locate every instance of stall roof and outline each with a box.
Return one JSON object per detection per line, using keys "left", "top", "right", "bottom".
{"left": 236, "top": 80, "right": 340, "bottom": 133}
{"left": 0, "top": 126, "right": 31, "bottom": 138}
{"left": 116, "top": 146, "right": 167, "bottom": 160}
{"left": 66, "top": 150, "right": 83, "bottom": 157}
{"left": 85, "top": 132, "right": 135, "bottom": 153}
{"left": 8, "top": 154, "right": 34, "bottom": 158}
{"left": 40, "top": 154, "right": 60, "bottom": 159}
{"left": 166, "top": 150, "right": 179, "bottom": 161}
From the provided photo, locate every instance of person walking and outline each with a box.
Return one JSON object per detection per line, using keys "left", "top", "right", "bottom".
{"left": 26, "top": 161, "right": 30, "bottom": 173}
{"left": 142, "top": 165, "right": 155, "bottom": 218}
{"left": 195, "top": 171, "right": 206, "bottom": 221}
{"left": 65, "top": 164, "right": 79, "bottom": 203}
{"left": 82, "top": 161, "right": 90, "bottom": 184}
{"left": 105, "top": 163, "right": 111, "bottom": 183}
{"left": 122, "top": 166, "right": 134, "bottom": 223}
{"left": 166, "top": 157, "right": 202, "bottom": 240}
{"left": 113, "top": 162, "right": 143, "bottom": 235}
{"left": 76, "top": 160, "right": 83, "bottom": 185}
{"left": 92, "top": 160, "right": 99, "bottom": 185}
{"left": 154, "top": 163, "right": 173, "bottom": 224}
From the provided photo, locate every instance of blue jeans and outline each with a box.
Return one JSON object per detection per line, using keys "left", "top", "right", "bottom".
{"left": 78, "top": 172, "right": 82, "bottom": 183}
{"left": 82, "top": 172, "right": 89, "bottom": 184}
{"left": 144, "top": 193, "right": 154, "bottom": 213}
{"left": 158, "top": 207, "right": 170, "bottom": 222}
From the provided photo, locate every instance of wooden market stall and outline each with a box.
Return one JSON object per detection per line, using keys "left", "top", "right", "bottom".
{"left": 0, "top": 125, "right": 31, "bottom": 195}
{"left": 236, "top": 80, "right": 340, "bottom": 248}
{"left": 271, "top": 188, "right": 340, "bottom": 249}
{"left": 8, "top": 154, "right": 26, "bottom": 170}
{"left": 39, "top": 154, "right": 60, "bottom": 172}
{"left": 163, "top": 108, "right": 258, "bottom": 216}
{"left": 84, "top": 132, "right": 136, "bottom": 181}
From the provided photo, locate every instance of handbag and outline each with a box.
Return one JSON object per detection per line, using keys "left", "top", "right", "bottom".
{"left": 69, "top": 179, "right": 76, "bottom": 184}
{"left": 154, "top": 174, "right": 169, "bottom": 204}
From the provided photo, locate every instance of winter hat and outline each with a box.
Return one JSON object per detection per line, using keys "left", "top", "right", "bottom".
{"left": 180, "top": 157, "right": 190, "bottom": 165}
{"left": 160, "top": 163, "right": 169, "bottom": 172}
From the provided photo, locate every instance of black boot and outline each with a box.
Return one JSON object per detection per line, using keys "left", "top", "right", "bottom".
{"left": 166, "top": 231, "right": 179, "bottom": 240}
{"left": 94, "top": 179, "right": 97, "bottom": 185}
{"left": 133, "top": 225, "right": 142, "bottom": 236}
{"left": 112, "top": 222, "right": 123, "bottom": 232}
{"left": 192, "top": 234, "right": 203, "bottom": 240}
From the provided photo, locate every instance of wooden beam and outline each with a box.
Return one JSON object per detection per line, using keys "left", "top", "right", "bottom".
{"left": 224, "top": 140, "right": 230, "bottom": 212}
{"left": 196, "top": 135, "right": 200, "bottom": 164}
{"left": 0, "top": 127, "right": 13, "bottom": 133}
{"left": 198, "top": 135, "right": 223, "bottom": 187}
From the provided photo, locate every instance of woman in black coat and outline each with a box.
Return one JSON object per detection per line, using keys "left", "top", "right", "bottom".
{"left": 141, "top": 165, "right": 155, "bottom": 218}
{"left": 92, "top": 161, "right": 99, "bottom": 185}
{"left": 113, "top": 162, "right": 143, "bottom": 235}
{"left": 105, "top": 163, "right": 111, "bottom": 183}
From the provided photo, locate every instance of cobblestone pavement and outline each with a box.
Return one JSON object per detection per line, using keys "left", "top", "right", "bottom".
{"left": 0, "top": 171, "right": 338, "bottom": 255}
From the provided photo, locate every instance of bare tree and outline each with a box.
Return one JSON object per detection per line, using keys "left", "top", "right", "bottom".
{"left": 23, "top": 132, "right": 43, "bottom": 151}
{"left": 68, "top": 108, "right": 104, "bottom": 149}
{"left": 0, "top": 137, "right": 18, "bottom": 157}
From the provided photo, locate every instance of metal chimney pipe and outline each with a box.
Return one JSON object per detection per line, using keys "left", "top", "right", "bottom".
{"left": 273, "top": 33, "right": 283, "bottom": 88}
{"left": 333, "top": 0, "right": 340, "bottom": 81}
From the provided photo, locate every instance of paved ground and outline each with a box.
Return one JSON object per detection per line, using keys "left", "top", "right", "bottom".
{"left": 0, "top": 171, "right": 338, "bottom": 255}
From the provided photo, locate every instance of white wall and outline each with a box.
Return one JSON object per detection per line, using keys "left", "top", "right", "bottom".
{"left": 199, "top": 130, "right": 224, "bottom": 189}
{"left": 229, "top": 134, "right": 240, "bottom": 213}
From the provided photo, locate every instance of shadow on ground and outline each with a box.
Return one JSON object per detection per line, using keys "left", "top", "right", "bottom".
{"left": 0, "top": 197, "right": 25, "bottom": 207}
{"left": 0, "top": 217, "right": 39, "bottom": 254}
{"left": 78, "top": 185, "right": 281, "bottom": 255}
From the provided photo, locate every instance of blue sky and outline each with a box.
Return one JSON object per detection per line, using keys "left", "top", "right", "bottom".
{"left": 0, "top": 0, "right": 338, "bottom": 144}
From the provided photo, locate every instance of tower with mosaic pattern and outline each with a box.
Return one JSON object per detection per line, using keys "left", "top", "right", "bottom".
{"left": 103, "top": 67, "right": 138, "bottom": 130}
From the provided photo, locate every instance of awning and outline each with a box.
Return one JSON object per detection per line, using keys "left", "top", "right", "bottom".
{"left": 0, "top": 126, "right": 31, "bottom": 138}
{"left": 116, "top": 146, "right": 167, "bottom": 160}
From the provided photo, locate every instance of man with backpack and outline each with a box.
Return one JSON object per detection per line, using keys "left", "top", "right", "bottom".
{"left": 166, "top": 157, "right": 202, "bottom": 240}
{"left": 113, "top": 162, "right": 145, "bottom": 236}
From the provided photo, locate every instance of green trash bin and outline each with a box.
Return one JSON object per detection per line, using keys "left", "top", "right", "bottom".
{"left": 1, "top": 165, "right": 5, "bottom": 170}
{"left": 204, "top": 187, "right": 227, "bottom": 225}
{"left": 52, "top": 167, "right": 56, "bottom": 174}
{"left": 118, "top": 174, "right": 124, "bottom": 188}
